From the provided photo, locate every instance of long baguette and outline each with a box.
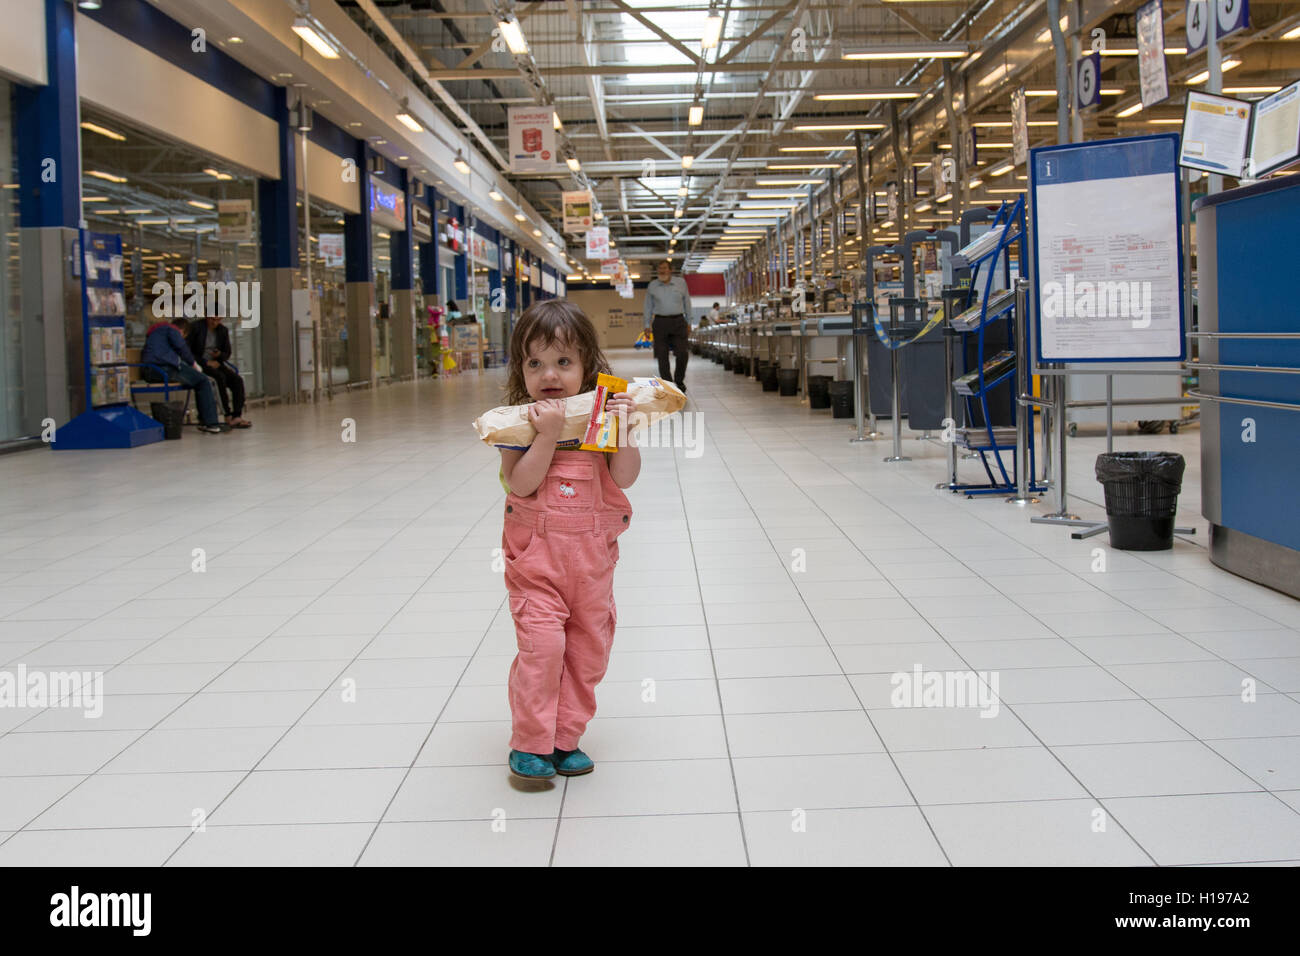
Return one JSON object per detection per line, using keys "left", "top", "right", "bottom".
{"left": 473, "top": 377, "right": 686, "bottom": 450}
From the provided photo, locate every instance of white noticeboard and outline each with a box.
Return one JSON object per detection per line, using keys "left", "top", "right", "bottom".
{"left": 508, "top": 106, "right": 563, "bottom": 174}
{"left": 1247, "top": 79, "right": 1300, "bottom": 178}
{"left": 1030, "top": 134, "right": 1185, "bottom": 364}
{"left": 563, "top": 190, "right": 593, "bottom": 233}
{"left": 1181, "top": 91, "right": 1252, "bottom": 176}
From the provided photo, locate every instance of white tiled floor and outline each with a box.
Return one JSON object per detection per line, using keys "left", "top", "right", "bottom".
{"left": 1, "top": 347, "right": 1298, "bottom": 866}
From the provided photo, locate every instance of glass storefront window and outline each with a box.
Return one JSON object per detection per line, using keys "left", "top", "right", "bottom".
{"left": 298, "top": 201, "right": 348, "bottom": 389}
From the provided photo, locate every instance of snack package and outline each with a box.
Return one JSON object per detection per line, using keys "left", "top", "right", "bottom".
{"left": 580, "top": 373, "right": 626, "bottom": 452}
{"left": 473, "top": 376, "right": 686, "bottom": 452}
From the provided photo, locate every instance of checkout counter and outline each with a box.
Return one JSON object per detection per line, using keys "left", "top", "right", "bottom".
{"left": 1193, "top": 175, "right": 1300, "bottom": 599}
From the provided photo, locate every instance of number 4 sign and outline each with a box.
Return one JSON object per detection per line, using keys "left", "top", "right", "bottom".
{"left": 1186, "top": 0, "right": 1250, "bottom": 54}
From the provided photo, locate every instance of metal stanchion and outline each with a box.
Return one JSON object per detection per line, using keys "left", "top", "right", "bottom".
{"left": 1008, "top": 279, "right": 1039, "bottom": 505}
{"left": 884, "top": 300, "right": 910, "bottom": 462}
{"left": 850, "top": 302, "right": 876, "bottom": 442}
{"left": 1105, "top": 374, "right": 1114, "bottom": 454}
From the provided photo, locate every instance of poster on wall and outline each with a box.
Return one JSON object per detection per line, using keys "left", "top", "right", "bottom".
{"left": 216, "top": 200, "right": 253, "bottom": 241}
{"left": 508, "top": 106, "right": 563, "bottom": 174}
{"left": 585, "top": 226, "right": 610, "bottom": 259}
{"left": 607, "top": 308, "right": 625, "bottom": 328}
{"left": 1136, "top": 0, "right": 1169, "bottom": 108}
{"left": 319, "top": 233, "right": 345, "bottom": 268}
{"left": 563, "top": 190, "right": 593, "bottom": 233}
{"left": 530, "top": 263, "right": 541, "bottom": 287}
{"left": 1180, "top": 91, "right": 1252, "bottom": 176}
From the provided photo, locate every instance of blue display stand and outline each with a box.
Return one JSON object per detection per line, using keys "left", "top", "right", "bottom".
{"left": 53, "top": 231, "right": 164, "bottom": 450}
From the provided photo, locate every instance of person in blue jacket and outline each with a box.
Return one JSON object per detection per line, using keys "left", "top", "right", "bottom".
{"left": 139, "top": 317, "right": 224, "bottom": 433}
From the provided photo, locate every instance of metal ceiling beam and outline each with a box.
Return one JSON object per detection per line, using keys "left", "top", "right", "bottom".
{"left": 425, "top": 56, "right": 964, "bottom": 80}
{"left": 715, "top": 0, "right": 799, "bottom": 66}
{"left": 603, "top": 0, "right": 703, "bottom": 68}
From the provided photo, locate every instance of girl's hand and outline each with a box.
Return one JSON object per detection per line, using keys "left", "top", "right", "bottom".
{"left": 606, "top": 392, "right": 637, "bottom": 425}
{"left": 529, "top": 398, "right": 566, "bottom": 441}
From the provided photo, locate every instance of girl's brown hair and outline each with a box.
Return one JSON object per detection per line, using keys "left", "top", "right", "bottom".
{"left": 503, "top": 300, "right": 612, "bottom": 405}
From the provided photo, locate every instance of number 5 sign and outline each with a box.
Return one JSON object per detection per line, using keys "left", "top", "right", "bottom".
{"left": 1076, "top": 53, "right": 1101, "bottom": 109}
{"left": 1186, "top": 0, "right": 1250, "bottom": 54}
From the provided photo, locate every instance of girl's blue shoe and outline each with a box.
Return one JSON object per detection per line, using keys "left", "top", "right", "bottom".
{"left": 551, "top": 748, "right": 594, "bottom": 776}
{"left": 508, "top": 750, "right": 556, "bottom": 779}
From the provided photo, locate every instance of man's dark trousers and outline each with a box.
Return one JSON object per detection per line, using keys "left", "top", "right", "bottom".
{"left": 651, "top": 314, "right": 689, "bottom": 389}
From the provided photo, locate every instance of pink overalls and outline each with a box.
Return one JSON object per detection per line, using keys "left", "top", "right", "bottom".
{"left": 502, "top": 449, "right": 632, "bottom": 754}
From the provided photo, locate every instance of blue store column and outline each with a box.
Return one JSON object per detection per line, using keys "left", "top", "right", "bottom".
{"left": 389, "top": 168, "right": 415, "bottom": 381}
{"left": 16, "top": 0, "right": 84, "bottom": 427}
{"left": 256, "top": 88, "right": 298, "bottom": 400}
{"left": 343, "top": 142, "right": 374, "bottom": 384}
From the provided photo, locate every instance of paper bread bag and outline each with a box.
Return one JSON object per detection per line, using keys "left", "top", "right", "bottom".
{"left": 473, "top": 377, "right": 686, "bottom": 451}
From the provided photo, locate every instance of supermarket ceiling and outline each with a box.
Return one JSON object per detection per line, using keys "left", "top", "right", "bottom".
{"left": 176, "top": 1, "right": 1300, "bottom": 273}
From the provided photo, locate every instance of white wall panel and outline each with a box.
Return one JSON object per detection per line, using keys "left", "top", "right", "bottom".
{"left": 0, "top": 0, "right": 46, "bottom": 87}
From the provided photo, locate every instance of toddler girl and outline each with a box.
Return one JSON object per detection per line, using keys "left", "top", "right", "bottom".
{"left": 497, "top": 301, "right": 641, "bottom": 779}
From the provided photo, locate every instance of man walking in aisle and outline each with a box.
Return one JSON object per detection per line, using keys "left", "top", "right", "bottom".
{"left": 643, "top": 259, "right": 691, "bottom": 393}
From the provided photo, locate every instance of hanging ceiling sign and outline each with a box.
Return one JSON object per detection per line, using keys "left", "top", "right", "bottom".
{"left": 585, "top": 225, "right": 610, "bottom": 259}
{"left": 1136, "top": 0, "right": 1169, "bottom": 108}
{"left": 215, "top": 200, "right": 253, "bottom": 241}
{"left": 1011, "top": 87, "right": 1030, "bottom": 166}
{"left": 369, "top": 180, "right": 406, "bottom": 231}
{"left": 508, "top": 106, "right": 564, "bottom": 174}
{"left": 319, "top": 233, "right": 345, "bottom": 268}
{"left": 563, "top": 190, "right": 593, "bottom": 233}
{"left": 1186, "top": 0, "right": 1250, "bottom": 54}
{"left": 1077, "top": 52, "right": 1102, "bottom": 110}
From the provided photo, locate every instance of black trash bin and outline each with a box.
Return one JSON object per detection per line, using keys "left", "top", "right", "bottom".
{"left": 1095, "top": 451, "right": 1186, "bottom": 550}
{"left": 734, "top": 354, "right": 749, "bottom": 375}
{"left": 829, "top": 380, "right": 854, "bottom": 418}
{"left": 150, "top": 401, "right": 186, "bottom": 440}
{"left": 761, "top": 363, "right": 779, "bottom": 391}
{"left": 807, "top": 375, "right": 832, "bottom": 409}
{"left": 777, "top": 368, "right": 799, "bottom": 396}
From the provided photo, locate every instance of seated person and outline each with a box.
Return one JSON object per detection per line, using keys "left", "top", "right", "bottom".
{"left": 186, "top": 314, "right": 251, "bottom": 428}
{"left": 140, "top": 317, "right": 224, "bottom": 434}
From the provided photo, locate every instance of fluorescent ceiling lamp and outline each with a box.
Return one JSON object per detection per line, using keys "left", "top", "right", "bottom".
{"left": 396, "top": 113, "right": 423, "bottom": 132}
{"left": 767, "top": 163, "right": 840, "bottom": 169}
{"left": 813, "top": 91, "right": 919, "bottom": 100}
{"left": 986, "top": 188, "right": 1026, "bottom": 194}
{"left": 747, "top": 191, "right": 804, "bottom": 198}
{"left": 514, "top": 212, "right": 527, "bottom": 221}
{"left": 135, "top": 219, "right": 169, "bottom": 225}
{"left": 1188, "top": 59, "right": 1241, "bottom": 85}
{"left": 497, "top": 17, "right": 529, "bottom": 56}
{"left": 1026, "top": 88, "right": 1123, "bottom": 96}
{"left": 1283, "top": 24, "right": 1300, "bottom": 40}
{"left": 1033, "top": 17, "right": 1070, "bottom": 44}
{"left": 969, "top": 177, "right": 983, "bottom": 188}
{"left": 844, "top": 46, "right": 966, "bottom": 60}
{"left": 1224, "top": 86, "right": 1283, "bottom": 94}
{"left": 594, "top": 210, "right": 604, "bottom": 219}
{"left": 186, "top": 200, "right": 214, "bottom": 210}
{"left": 671, "top": 225, "right": 679, "bottom": 233}
{"left": 1100, "top": 44, "right": 1186, "bottom": 55}
{"left": 914, "top": 202, "right": 932, "bottom": 213}
{"left": 489, "top": 190, "right": 504, "bottom": 201}
{"left": 755, "top": 179, "right": 822, "bottom": 186}
{"left": 792, "top": 123, "right": 884, "bottom": 131}
{"left": 566, "top": 156, "right": 582, "bottom": 172}
{"left": 203, "top": 168, "right": 233, "bottom": 180}
{"left": 935, "top": 192, "right": 953, "bottom": 203}
{"left": 778, "top": 145, "right": 850, "bottom": 152}
{"left": 701, "top": 14, "right": 723, "bottom": 50}
{"left": 83, "top": 196, "right": 108, "bottom": 202}
{"left": 292, "top": 17, "right": 339, "bottom": 58}
{"left": 681, "top": 155, "right": 694, "bottom": 169}
{"left": 678, "top": 186, "right": 689, "bottom": 196}
{"left": 81, "top": 121, "right": 125, "bottom": 142}
{"left": 973, "top": 120, "right": 1057, "bottom": 128}
{"left": 85, "top": 170, "right": 127, "bottom": 184}
{"left": 1146, "top": 119, "right": 1183, "bottom": 125}
{"left": 987, "top": 162, "right": 1013, "bottom": 178}
{"left": 552, "top": 112, "right": 563, "bottom": 131}
{"left": 674, "top": 208, "right": 684, "bottom": 218}
{"left": 978, "top": 63, "right": 1011, "bottom": 87}
{"left": 532, "top": 228, "right": 542, "bottom": 237}
{"left": 453, "top": 153, "right": 471, "bottom": 174}
{"left": 689, "top": 104, "right": 704, "bottom": 126}
{"left": 1117, "top": 102, "right": 1143, "bottom": 118}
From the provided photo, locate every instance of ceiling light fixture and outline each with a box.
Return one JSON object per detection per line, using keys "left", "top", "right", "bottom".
{"left": 80, "top": 121, "right": 125, "bottom": 142}
{"left": 755, "top": 179, "right": 823, "bottom": 186}
{"left": 453, "top": 152, "right": 471, "bottom": 175}
{"left": 186, "top": 200, "right": 214, "bottom": 210}
{"left": 792, "top": 123, "right": 885, "bottom": 131}
{"left": 681, "top": 155, "right": 694, "bottom": 169}
{"left": 202, "top": 168, "right": 233, "bottom": 180}
{"left": 396, "top": 112, "right": 423, "bottom": 133}
{"left": 552, "top": 111, "right": 563, "bottom": 131}
{"left": 291, "top": 17, "right": 339, "bottom": 59}
{"left": 489, "top": 190, "right": 504, "bottom": 201}
{"left": 689, "top": 104, "right": 704, "bottom": 126}
{"left": 85, "top": 170, "right": 127, "bottom": 184}
{"left": 1188, "top": 59, "right": 1241, "bottom": 85}
{"left": 566, "top": 156, "right": 582, "bottom": 173}
{"left": 497, "top": 17, "right": 529, "bottom": 56}
{"left": 514, "top": 212, "right": 527, "bottom": 222}
{"left": 702, "top": 13, "right": 724, "bottom": 50}
{"left": 844, "top": 46, "right": 966, "bottom": 60}
{"left": 1117, "top": 102, "right": 1143, "bottom": 118}
{"left": 766, "top": 163, "right": 840, "bottom": 170}
{"left": 813, "top": 91, "right": 920, "bottom": 100}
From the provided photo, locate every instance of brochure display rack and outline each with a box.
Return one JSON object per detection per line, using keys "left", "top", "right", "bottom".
{"left": 52, "top": 231, "right": 163, "bottom": 450}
